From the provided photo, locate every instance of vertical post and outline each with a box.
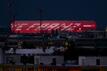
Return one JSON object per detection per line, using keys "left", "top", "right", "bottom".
{"left": 39, "top": 9, "right": 42, "bottom": 34}
{"left": 8, "top": 0, "right": 15, "bottom": 32}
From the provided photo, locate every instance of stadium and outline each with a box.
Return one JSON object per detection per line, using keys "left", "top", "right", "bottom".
{"left": 0, "top": 20, "right": 107, "bottom": 71}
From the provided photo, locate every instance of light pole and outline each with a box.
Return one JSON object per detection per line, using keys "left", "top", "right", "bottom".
{"left": 39, "top": 9, "right": 43, "bottom": 34}
{"left": 8, "top": 0, "right": 15, "bottom": 31}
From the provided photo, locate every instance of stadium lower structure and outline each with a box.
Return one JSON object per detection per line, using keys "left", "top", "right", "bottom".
{"left": 0, "top": 30, "right": 107, "bottom": 71}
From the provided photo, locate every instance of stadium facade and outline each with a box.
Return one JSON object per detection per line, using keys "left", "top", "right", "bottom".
{"left": 0, "top": 20, "right": 107, "bottom": 70}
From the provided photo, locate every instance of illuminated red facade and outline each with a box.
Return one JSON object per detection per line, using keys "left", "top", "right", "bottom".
{"left": 11, "top": 21, "right": 96, "bottom": 34}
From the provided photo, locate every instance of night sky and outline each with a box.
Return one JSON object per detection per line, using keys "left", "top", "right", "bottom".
{"left": 0, "top": 0, "right": 107, "bottom": 30}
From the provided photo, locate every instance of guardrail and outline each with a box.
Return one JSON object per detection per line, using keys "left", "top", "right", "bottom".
{"left": 0, "top": 64, "right": 107, "bottom": 71}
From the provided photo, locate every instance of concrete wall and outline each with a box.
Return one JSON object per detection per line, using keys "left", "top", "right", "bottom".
{"left": 4, "top": 54, "right": 64, "bottom": 65}
{"left": 0, "top": 48, "right": 3, "bottom": 64}
{"left": 34, "top": 56, "right": 64, "bottom": 65}
{"left": 79, "top": 56, "right": 107, "bottom": 66}
{"left": 100, "top": 57, "right": 107, "bottom": 65}
{"left": 4, "top": 54, "right": 21, "bottom": 65}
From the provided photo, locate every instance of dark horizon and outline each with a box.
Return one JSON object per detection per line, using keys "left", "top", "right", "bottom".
{"left": 0, "top": 0, "right": 107, "bottom": 30}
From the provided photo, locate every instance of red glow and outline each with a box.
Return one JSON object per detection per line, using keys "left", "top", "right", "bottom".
{"left": 11, "top": 21, "right": 96, "bottom": 34}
